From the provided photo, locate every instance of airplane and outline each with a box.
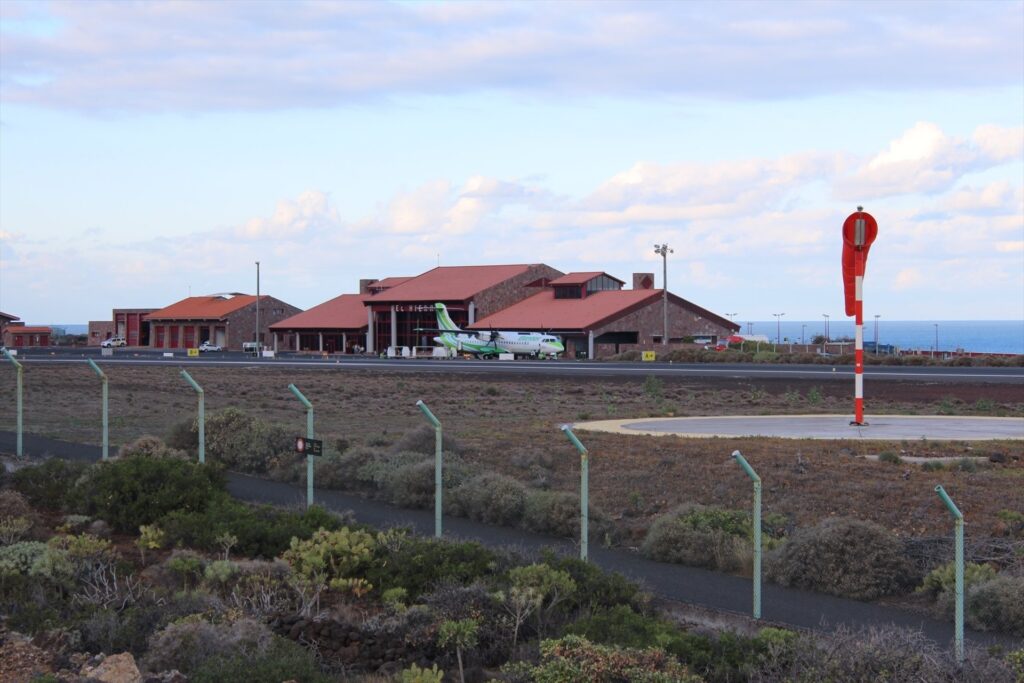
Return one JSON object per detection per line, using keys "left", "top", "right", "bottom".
{"left": 428, "top": 303, "right": 564, "bottom": 358}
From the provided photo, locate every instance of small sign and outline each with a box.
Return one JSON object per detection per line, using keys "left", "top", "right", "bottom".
{"left": 295, "top": 437, "right": 323, "bottom": 456}
{"left": 642, "top": 351, "right": 656, "bottom": 361}
{"left": 187, "top": 348, "right": 199, "bottom": 357}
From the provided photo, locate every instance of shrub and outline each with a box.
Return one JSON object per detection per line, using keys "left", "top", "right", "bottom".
{"left": 768, "top": 517, "right": 914, "bottom": 600}
{"left": 367, "top": 533, "right": 500, "bottom": 599}
{"left": 0, "top": 489, "right": 33, "bottom": 518}
{"left": 451, "top": 473, "right": 527, "bottom": 526}
{"left": 383, "top": 455, "right": 469, "bottom": 509}
{"left": 641, "top": 504, "right": 752, "bottom": 572}
{"left": 918, "top": 561, "right": 997, "bottom": 618}
{"left": 12, "top": 459, "right": 89, "bottom": 510}
{"left": 165, "top": 418, "right": 199, "bottom": 453}
{"left": 527, "top": 635, "right": 700, "bottom": 682}
{"left": 160, "top": 498, "right": 343, "bottom": 558}
{"left": 190, "top": 634, "right": 326, "bottom": 683}
{"left": 400, "top": 663, "right": 444, "bottom": 683}
{"left": 282, "top": 527, "right": 376, "bottom": 595}
{"left": 204, "top": 407, "right": 294, "bottom": 473}
{"left": 76, "top": 592, "right": 219, "bottom": 655}
{"left": 422, "top": 581, "right": 507, "bottom": 666}
{"left": 390, "top": 424, "right": 460, "bottom": 456}
{"left": 115, "top": 435, "right": 188, "bottom": 460}
{"left": 966, "top": 575, "right": 1024, "bottom": 636}
{"left": 74, "top": 457, "right": 225, "bottom": 533}
{"left": 0, "top": 516, "right": 32, "bottom": 545}
{"left": 523, "top": 490, "right": 581, "bottom": 538}
{"left": 877, "top": 451, "right": 902, "bottom": 464}
{"left": 539, "top": 550, "right": 648, "bottom": 613}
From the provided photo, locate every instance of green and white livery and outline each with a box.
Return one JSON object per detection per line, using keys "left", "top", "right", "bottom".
{"left": 432, "top": 303, "right": 564, "bottom": 358}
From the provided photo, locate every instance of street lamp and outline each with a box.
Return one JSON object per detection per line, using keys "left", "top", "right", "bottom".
{"left": 822, "top": 313, "right": 830, "bottom": 341}
{"left": 772, "top": 313, "right": 785, "bottom": 343}
{"left": 801, "top": 324, "right": 807, "bottom": 345}
{"left": 255, "top": 261, "right": 261, "bottom": 355}
{"left": 874, "top": 314, "right": 880, "bottom": 352}
{"left": 934, "top": 323, "right": 939, "bottom": 357}
{"left": 654, "top": 244, "right": 673, "bottom": 346}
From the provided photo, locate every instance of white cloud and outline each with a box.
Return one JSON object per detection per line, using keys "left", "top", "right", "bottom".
{"left": 893, "top": 268, "right": 924, "bottom": 290}
{"left": 836, "top": 123, "right": 1024, "bottom": 199}
{"left": 1, "top": 1, "right": 1020, "bottom": 112}
{"left": 236, "top": 190, "right": 339, "bottom": 239}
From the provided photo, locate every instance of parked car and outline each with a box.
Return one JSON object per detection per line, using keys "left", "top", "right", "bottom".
{"left": 198, "top": 341, "right": 222, "bottom": 352}
{"left": 100, "top": 337, "right": 126, "bottom": 348}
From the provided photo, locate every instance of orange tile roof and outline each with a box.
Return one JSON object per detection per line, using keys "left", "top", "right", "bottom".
{"left": 271, "top": 294, "right": 369, "bottom": 330}
{"left": 145, "top": 294, "right": 259, "bottom": 321}
{"left": 549, "top": 272, "right": 624, "bottom": 286}
{"left": 470, "top": 290, "right": 661, "bottom": 331}
{"left": 368, "top": 265, "right": 536, "bottom": 303}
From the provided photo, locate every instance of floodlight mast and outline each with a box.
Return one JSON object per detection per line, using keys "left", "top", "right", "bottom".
{"left": 654, "top": 244, "right": 673, "bottom": 346}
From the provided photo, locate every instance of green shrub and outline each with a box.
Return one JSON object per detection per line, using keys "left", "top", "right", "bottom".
{"left": 567, "top": 604, "right": 682, "bottom": 651}
{"left": 767, "top": 517, "right": 914, "bottom": 600}
{"left": 165, "top": 418, "right": 199, "bottom": 453}
{"left": 76, "top": 592, "right": 217, "bottom": 655}
{"left": 0, "top": 489, "right": 33, "bottom": 518}
{"left": 918, "top": 561, "right": 997, "bottom": 619}
{"left": 400, "top": 663, "right": 444, "bottom": 683}
{"left": 116, "top": 435, "right": 188, "bottom": 460}
{"left": 74, "top": 457, "right": 225, "bottom": 533}
{"left": 877, "top": 451, "right": 902, "bottom": 464}
{"left": 282, "top": 527, "right": 376, "bottom": 595}
{"left": 367, "top": 533, "right": 500, "bottom": 599}
{"left": 12, "top": 459, "right": 89, "bottom": 510}
{"left": 190, "top": 634, "right": 327, "bottom": 683}
{"left": 383, "top": 455, "right": 469, "bottom": 509}
{"left": 966, "top": 575, "right": 1024, "bottom": 636}
{"left": 539, "top": 550, "right": 647, "bottom": 613}
{"left": 921, "top": 460, "right": 945, "bottom": 472}
{"left": 204, "top": 407, "right": 294, "bottom": 473}
{"left": 641, "top": 504, "right": 752, "bottom": 572}
{"left": 160, "top": 498, "right": 343, "bottom": 558}
{"left": 451, "top": 473, "right": 527, "bottom": 526}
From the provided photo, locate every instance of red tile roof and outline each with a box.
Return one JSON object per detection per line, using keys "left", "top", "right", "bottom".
{"left": 549, "top": 272, "right": 624, "bottom": 286}
{"left": 145, "top": 294, "right": 259, "bottom": 321}
{"left": 368, "top": 265, "right": 536, "bottom": 303}
{"left": 470, "top": 290, "right": 661, "bottom": 331}
{"left": 271, "top": 294, "right": 369, "bottom": 331}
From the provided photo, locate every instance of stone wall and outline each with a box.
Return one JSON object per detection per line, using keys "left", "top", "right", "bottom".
{"left": 224, "top": 296, "right": 303, "bottom": 350}
{"left": 472, "top": 264, "right": 564, "bottom": 318}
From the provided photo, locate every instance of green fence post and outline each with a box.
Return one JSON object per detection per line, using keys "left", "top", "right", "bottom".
{"left": 87, "top": 359, "right": 109, "bottom": 461}
{"left": 179, "top": 370, "right": 205, "bottom": 464}
{"left": 416, "top": 400, "right": 443, "bottom": 538}
{"left": 935, "top": 485, "right": 964, "bottom": 666}
{"left": 2, "top": 349, "right": 23, "bottom": 457}
{"left": 560, "top": 425, "right": 589, "bottom": 561}
{"left": 288, "top": 384, "right": 315, "bottom": 508}
{"left": 733, "top": 450, "right": 762, "bottom": 619}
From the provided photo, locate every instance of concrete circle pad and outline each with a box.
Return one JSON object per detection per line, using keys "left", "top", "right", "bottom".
{"left": 576, "top": 415, "right": 1024, "bottom": 441}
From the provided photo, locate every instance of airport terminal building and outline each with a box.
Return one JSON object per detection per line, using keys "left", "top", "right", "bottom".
{"left": 271, "top": 263, "right": 738, "bottom": 359}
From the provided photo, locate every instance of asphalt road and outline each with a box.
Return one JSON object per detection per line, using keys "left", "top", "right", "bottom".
{"left": 2, "top": 430, "right": 1020, "bottom": 652}
{"left": 8, "top": 347, "right": 1024, "bottom": 384}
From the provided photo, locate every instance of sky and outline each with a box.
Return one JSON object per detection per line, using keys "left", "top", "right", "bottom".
{"left": 1, "top": 0, "right": 1022, "bottom": 324}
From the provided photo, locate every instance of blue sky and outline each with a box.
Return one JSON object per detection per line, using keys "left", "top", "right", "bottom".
{"left": 1, "top": 0, "right": 1022, "bottom": 324}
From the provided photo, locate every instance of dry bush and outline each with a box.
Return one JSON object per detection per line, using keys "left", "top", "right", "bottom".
{"left": 640, "top": 504, "right": 752, "bottom": 572}
{"left": 967, "top": 575, "right": 1024, "bottom": 636}
{"left": 767, "top": 517, "right": 914, "bottom": 600}
{"left": 450, "top": 473, "right": 527, "bottom": 526}
{"left": 116, "top": 435, "right": 189, "bottom": 460}
{"left": 523, "top": 491, "right": 585, "bottom": 539}
{"left": 389, "top": 424, "right": 460, "bottom": 456}
{"left": 204, "top": 407, "right": 293, "bottom": 473}
{"left": 0, "top": 490, "right": 33, "bottom": 519}
{"left": 143, "top": 615, "right": 274, "bottom": 673}
{"left": 752, "top": 622, "right": 1017, "bottom": 683}
{"left": 383, "top": 456, "right": 469, "bottom": 509}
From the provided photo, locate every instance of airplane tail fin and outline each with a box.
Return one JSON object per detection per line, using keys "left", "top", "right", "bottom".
{"left": 435, "top": 303, "right": 462, "bottom": 332}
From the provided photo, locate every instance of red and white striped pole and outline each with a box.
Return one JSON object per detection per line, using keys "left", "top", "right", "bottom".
{"left": 854, "top": 246, "right": 865, "bottom": 425}
{"left": 842, "top": 207, "right": 877, "bottom": 427}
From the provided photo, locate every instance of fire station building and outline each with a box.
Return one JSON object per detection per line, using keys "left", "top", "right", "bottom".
{"left": 144, "top": 293, "right": 301, "bottom": 351}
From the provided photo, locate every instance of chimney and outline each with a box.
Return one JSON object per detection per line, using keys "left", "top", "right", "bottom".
{"left": 359, "top": 279, "right": 378, "bottom": 295}
{"left": 633, "top": 273, "right": 655, "bottom": 290}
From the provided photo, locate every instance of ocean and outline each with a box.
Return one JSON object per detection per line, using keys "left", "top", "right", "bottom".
{"left": 741, "top": 320, "right": 1024, "bottom": 355}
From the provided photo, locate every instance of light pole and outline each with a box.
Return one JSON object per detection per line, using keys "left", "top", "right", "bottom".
{"left": 874, "top": 314, "right": 880, "bottom": 351}
{"left": 801, "top": 324, "right": 806, "bottom": 345}
{"left": 934, "top": 323, "right": 939, "bottom": 357}
{"left": 822, "top": 313, "right": 830, "bottom": 341}
{"left": 772, "top": 313, "right": 784, "bottom": 343}
{"left": 255, "top": 261, "right": 261, "bottom": 355}
{"left": 654, "top": 244, "right": 673, "bottom": 346}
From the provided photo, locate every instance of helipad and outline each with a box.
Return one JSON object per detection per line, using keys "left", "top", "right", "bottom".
{"left": 575, "top": 415, "right": 1024, "bottom": 441}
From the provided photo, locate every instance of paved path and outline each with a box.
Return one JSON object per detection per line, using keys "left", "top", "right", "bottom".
{"left": 1, "top": 431, "right": 1020, "bottom": 652}
{"left": 577, "top": 414, "right": 1024, "bottom": 441}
